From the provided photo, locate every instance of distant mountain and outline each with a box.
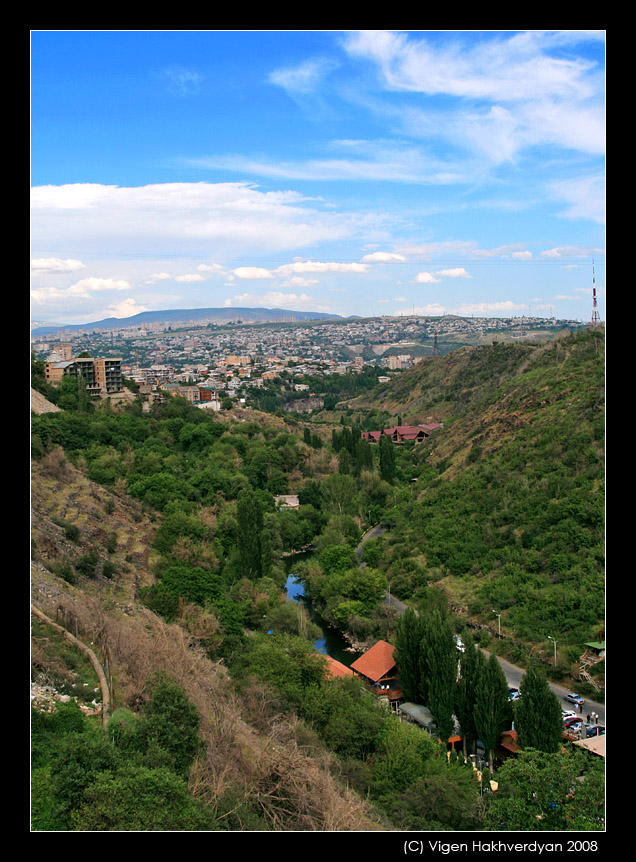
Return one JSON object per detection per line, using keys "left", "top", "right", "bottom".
{"left": 31, "top": 306, "right": 342, "bottom": 336}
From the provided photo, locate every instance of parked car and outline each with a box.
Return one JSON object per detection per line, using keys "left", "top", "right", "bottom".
{"left": 562, "top": 710, "right": 578, "bottom": 722}
{"left": 564, "top": 692, "right": 585, "bottom": 706}
{"left": 585, "top": 725, "right": 605, "bottom": 738}
{"left": 455, "top": 636, "right": 465, "bottom": 653}
{"left": 508, "top": 688, "right": 521, "bottom": 702}
{"left": 563, "top": 716, "right": 582, "bottom": 728}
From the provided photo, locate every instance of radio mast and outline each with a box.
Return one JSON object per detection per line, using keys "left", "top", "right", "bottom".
{"left": 591, "top": 259, "right": 601, "bottom": 325}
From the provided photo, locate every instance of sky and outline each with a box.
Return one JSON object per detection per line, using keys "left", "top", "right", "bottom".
{"left": 30, "top": 30, "right": 606, "bottom": 327}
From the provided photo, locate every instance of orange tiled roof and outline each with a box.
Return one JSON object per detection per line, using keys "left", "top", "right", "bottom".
{"left": 351, "top": 640, "right": 396, "bottom": 682}
{"left": 324, "top": 655, "right": 355, "bottom": 679}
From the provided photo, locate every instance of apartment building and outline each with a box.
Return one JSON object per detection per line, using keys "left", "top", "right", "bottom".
{"left": 44, "top": 354, "right": 123, "bottom": 396}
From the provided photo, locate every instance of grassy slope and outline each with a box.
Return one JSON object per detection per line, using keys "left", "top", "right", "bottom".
{"left": 351, "top": 328, "right": 605, "bottom": 671}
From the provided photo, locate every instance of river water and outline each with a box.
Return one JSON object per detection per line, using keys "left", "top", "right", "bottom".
{"left": 284, "top": 569, "right": 361, "bottom": 667}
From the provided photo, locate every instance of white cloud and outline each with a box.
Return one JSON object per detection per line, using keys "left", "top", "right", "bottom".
{"left": 402, "top": 303, "right": 447, "bottom": 316}
{"left": 106, "top": 298, "right": 151, "bottom": 318}
{"left": 175, "top": 273, "right": 205, "bottom": 282}
{"left": 275, "top": 260, "right": 369, "bottom": 275}
{"left": 454, "top": 300, "right": 527, "bottom": 316}
{"left": 223, "top": 290, "right": 331, "bottom": 311}
{"left": 159, "top": 66, "right": 203, "bottom": 97}
{"left": 345, "top": 30, "right": 602, "bottom": 102}
{"left": 541, "top": 245, "right": 603, "bottom": 258}
{"left": 435, "top": 267, "right": 471, "bottom": 278}
{"left": 550, "top": 175, "right": 605, "bottom": 224}
{"left": 31, "top": 182, "right": 358, "bottom": 257}
{"left": 232, "top": 267, "right": 275, "bottom": 280}
{"left": 279, "top": 276, "right": 320, "bottom": 288}
{"left": 31, "top": 257, "right": 85, "bottom": 275}
{"left": 31, "top": 277, "right": 131, "bottom": 305}
{"left": 414, "top": 272, "right": 441, "bottom": 284}
{"left": 188, "top": 140, "right": 465, "bottom": 185}
{"left": 343, "top": 31, "right": 605, "bottom": 167}
{"left": 269, "top": 57, "right": 340, "bottom": 95}
{"left": 361, "top": 251, "right": 407, "bottom": 263}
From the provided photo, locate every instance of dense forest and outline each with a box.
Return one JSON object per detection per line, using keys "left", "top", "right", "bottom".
{"left": 30, "top": 326, "right": 605, "bottom": 832}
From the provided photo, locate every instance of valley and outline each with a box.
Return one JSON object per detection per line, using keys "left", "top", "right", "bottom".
{"left": 30, "top": 322, "right": 605, "bottom": 832}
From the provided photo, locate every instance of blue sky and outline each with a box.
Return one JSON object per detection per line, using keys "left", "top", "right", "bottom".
{"left": 30, "top": 30, "right": 605, "bottom": 326}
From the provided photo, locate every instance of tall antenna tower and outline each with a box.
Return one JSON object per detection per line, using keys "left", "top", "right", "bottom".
{"left": 591, "top": 259, "right": 601, "bottom": 325}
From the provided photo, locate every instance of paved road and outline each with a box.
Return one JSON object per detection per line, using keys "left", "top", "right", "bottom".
{"left": 356, "top": 526, "right": 605, "bottom": 726}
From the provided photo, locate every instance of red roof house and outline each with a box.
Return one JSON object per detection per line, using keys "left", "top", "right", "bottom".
{"left": 351, "top": 640, "right": 401, "bottom": 702}
{"left": 323, "top": 655, "right": 355, "bottom": 680}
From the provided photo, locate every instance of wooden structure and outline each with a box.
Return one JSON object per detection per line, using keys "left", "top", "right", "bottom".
{"left": 351, "top": 640, "right": 402, "bottom": 706}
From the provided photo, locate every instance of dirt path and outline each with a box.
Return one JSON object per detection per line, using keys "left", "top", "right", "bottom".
{"left": 31, "top": 605, "right": 111, "bottom": 729}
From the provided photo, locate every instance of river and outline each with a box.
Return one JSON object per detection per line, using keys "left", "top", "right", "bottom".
{"left": 284, "top": 563, "right": 361, "bottom": 667}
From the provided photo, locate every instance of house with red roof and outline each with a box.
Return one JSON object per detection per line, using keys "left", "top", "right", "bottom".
{"left": 350, "top": 640, "right": 402, "bottom": 706}
{"left": 361, "top": 423, "right": 441, "bottom": 445}
{"left": 323, "top": 655, "right": 355, "bottom": 680}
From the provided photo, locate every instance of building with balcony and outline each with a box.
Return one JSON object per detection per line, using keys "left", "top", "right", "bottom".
{"left": 44, "top": 355, "right": 123, "bottom": 396}
{"left": 350, "top": 640, "right": 402, "bottom": 708}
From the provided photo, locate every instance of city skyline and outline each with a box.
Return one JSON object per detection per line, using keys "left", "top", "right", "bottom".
{"left": 31, "top": 30, "right": 605, "bottom": 327}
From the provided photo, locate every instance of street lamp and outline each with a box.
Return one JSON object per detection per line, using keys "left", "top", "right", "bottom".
{"left": 548, "top": 635, "right": 557, "bottom": 667}
{"left": 492, "top": 610, "right": 501, "bottom": 637}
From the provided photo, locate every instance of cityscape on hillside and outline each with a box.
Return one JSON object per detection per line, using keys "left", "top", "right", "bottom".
{"left": 31, "top": 311, "right": 588, "bottom": 410}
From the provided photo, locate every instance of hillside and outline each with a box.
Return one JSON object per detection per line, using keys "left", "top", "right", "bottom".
{"left": 349, "top": 327, "right": 605, "bottom": 674}
{"left": 31, "top": 305, "right": 342, "bottom": 336}
{"left": 30, "top": 327, "right": 605, "bottom": 831}
{"left": 30, "top": 450, "right": 384, "bottom": 832}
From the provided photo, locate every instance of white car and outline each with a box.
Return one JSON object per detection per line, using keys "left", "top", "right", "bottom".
{"left": 562, "top": 710, "right": 578, "bottom": 722}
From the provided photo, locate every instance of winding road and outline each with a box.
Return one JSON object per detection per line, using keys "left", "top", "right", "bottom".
{"left": 355, "top": 525, "right": 605, "bottom": 725}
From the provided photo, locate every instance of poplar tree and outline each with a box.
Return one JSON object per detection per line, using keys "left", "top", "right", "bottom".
{"left": 454, "top": 633, "right": 484, "bottom": 759}
{"left": 394, "top": 607, "right": 423, "bottom": 702}
{"left": 379, "top": 433, "right": 396, "bottom": 483}
{"left": 474, "top": 652, "right": 510, "bottom": 772}
{"left": 514, "top": 664, "right": 564, "bottom": 754}
{"left": 236, "top": 487, "right": 264, "bottom": 580}
{"left": 420, "top": 608, "right": 458, "bottom": 741}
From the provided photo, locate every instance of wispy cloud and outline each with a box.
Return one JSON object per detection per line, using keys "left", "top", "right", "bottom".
{"left": 269, "top": 57, "right": 340, "bottom": 95}
{"left": 223, "top": 290, "right": 331, "bottom": 311}
{"left": 342, "top": 30, "right": 605, "bottom": 165}
{"left": 159, "top": 65, "right": 204, "bottom": 97}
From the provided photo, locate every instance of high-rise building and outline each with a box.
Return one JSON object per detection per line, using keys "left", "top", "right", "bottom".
{"left": 44, "top": 354, "right": 123, "bottom": 396}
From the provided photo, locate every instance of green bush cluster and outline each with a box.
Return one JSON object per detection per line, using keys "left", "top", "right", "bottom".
{"left": 31, "top": 675, "right": 217, "bottom": 831}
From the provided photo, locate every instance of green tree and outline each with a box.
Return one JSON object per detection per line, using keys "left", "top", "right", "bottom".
{"left": 474, "top": 652, "right": 510, "bottom": 772}
{"left": 131, "top": 671, "right": 204, "bottom": 778}
{"left": 320, "top": 472, "right": 357, "bottom": 517}
{"left": 379, "top": 434, "right": 396, "bottom": 483}
{"left": 454, "top": 633, "right": 484, "bottom": 759}
{"left": 394, "top": 608, "right": 423, "bottom": 703}
{"left": 514, "top": 664, "right": 564, "bottom": 754}
{"left": 485, "top": 748, "right": 604, "bottom": 831}
{"left": 302, "top": 675, "right": 386, "bottom": 759}
{"left": 70, "top": 765, "right": 217, "bottom": 831}
{"left": 47, "top": 732, "right": 120, "bottom": 828}
{"left": 236, "top": 486, "right": 264, "bottom": 580}
{"left": 419, "top": 609, "right": 458, "bottom": 741}
{"left": 371, "top": 717, "right": 437, "bottom": 797}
